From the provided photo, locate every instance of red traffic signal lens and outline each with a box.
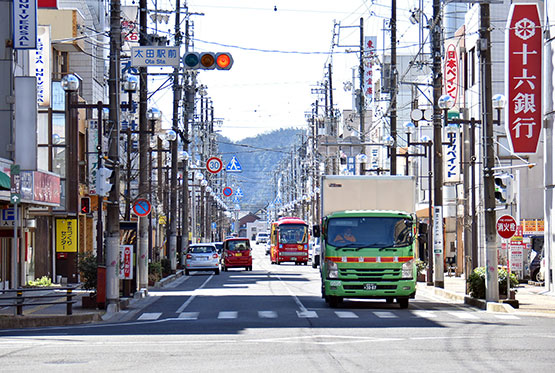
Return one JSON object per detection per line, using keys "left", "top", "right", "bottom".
{"left": 216, "top": 53, "right": 232, "bottom": 69}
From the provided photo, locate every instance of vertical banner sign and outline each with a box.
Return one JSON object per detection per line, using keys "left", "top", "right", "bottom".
{"left": 13, "top": 0, "right": 38, "bottom": 49}
{"left": 443, "top": 43, "right": 458, "bottom": 106}
{"left": 119, "top": 245, "right": 134, "bottom": 280}
{"left": 88, "top": 120, "right": 98, "bottom": 195}
{"left": 433, "top": 206, "right": 444, "bottom": 255}
{"left": 29, "top": 26, "right": 51, "bottom": 107}
{"left": 363, "top": 36, "right": 377, "bottom": 103}
{"left": 444, "top": 130, "right": 460, "bottom": 183}
{"left": 56, "top": 218, "right": 78, "bottom": 252}
{"left": 505, "top": 3, "right": 542, "bottom": 154}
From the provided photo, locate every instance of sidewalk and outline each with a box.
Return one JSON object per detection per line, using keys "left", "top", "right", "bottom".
{"left": 0, "top": 271, "right": 184, "bottom": 330}
{"left": 417, "top": 275, "right": 555, "bottom": 316}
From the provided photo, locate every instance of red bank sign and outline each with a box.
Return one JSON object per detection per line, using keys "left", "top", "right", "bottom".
{"left": 505, "top": 3, "right": 542, "bottom": 154}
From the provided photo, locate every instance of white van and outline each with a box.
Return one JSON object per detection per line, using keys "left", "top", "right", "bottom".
{"left": 255, "top": 232, "right": 269, "bottom": 244}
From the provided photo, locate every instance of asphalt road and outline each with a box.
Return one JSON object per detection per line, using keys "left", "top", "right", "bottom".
{"left": 2, "top": 244, "right": 555, "bottom": 372}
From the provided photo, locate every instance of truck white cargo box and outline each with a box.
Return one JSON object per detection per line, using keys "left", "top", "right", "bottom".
{"left": 321, "top": 175, "right": 416, "bottom": 216}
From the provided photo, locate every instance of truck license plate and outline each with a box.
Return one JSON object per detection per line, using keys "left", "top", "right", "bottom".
{"left": 364, "top": 283, "right": 377, "bottom": 290}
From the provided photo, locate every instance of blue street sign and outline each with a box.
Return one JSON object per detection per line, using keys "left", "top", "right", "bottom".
{"left": 226, "top": 156, "right": 243, "bottom": 172}
{"left": 235, "top": 187, "right": 244, "bottom": 198}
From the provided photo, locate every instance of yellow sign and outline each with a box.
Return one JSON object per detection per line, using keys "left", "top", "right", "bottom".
{"left": 158, "top": 215, "right": 167, "bottom": 225}
{"left": 56, "top": 218, "right": 78, "bottom": 252}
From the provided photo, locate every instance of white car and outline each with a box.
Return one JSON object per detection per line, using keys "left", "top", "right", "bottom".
{"left": 184, "top": 244, "right": 220, "bottom": 275}
{"left": 256, "top": 232, "right": 270, "bottom": 244}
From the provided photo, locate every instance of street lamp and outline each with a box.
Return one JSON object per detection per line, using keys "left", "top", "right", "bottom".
{"left": 122, "top": 75, "right": 138, "bottom": 221}
{"left": 61, "top": 74, "right": 80, "bottom": 215}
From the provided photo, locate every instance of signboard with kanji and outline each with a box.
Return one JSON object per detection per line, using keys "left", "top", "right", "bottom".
{"left": 505, "top": 3, "right": 542, "bottom": 154}
{"left": 56, "top": 218, "right": 78, "bottom": 253}
{"left": 119, "top": 245, "right": 134, "bottom": 280}
{"left": 443, "top": 42, "right": 458, "bottom": 106}
{"left": 496, "top": 215, "right": 517, "bottom": 239}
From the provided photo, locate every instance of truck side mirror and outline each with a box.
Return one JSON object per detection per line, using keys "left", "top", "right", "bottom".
{"left": 313, "top": 225, "right": 320, "bottom": 238}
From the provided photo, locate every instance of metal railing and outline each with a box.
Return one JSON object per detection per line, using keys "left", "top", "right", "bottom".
{"left": 0, "top": 287, "right": 76, "bottom": 316}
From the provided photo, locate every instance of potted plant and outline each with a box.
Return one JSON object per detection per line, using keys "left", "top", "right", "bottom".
{"left": 148, "top": 261, "right": 163, "bottom": 286}
{"left": 467, "top": 266, "right": 518, "bottom": 299}
{"left": 415, "top": 259, "right": 427, "bottom": 282}
{"left": 78, "top": 252, "right": 98, "bottom": 308}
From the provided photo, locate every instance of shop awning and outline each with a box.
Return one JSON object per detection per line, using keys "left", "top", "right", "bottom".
{"left": 0, "top": 171, "right": 10, "bottom": 190}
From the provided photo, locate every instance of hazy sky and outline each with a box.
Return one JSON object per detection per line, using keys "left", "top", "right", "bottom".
{"left": 146, "top": 0, "right": 427, "bottom": 141}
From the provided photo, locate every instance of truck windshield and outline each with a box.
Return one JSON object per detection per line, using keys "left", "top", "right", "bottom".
{"left": 327, "top": 217, "right": 413, "bottom": 248}
{"left": 278, "top": 224, "right": 308, "bottom": 244}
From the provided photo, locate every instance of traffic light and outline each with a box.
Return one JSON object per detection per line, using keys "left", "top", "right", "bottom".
{"left": 183, "top": 52, "right": 233, "bottom": 70}
{"left": 96, "top": 167, "right": 113, "bottom": 197}
{"left": 494, "top": 173, "right": 514, "bottom": 204}
{"left": 80, "top": 197, "right": 91, "bottom": 214}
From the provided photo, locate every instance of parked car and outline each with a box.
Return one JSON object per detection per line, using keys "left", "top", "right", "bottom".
{"left": 184, "top": 244, "right": 220, "bottom": 275}
{"left": 309, "top": 237, "right": 321, "bottom": 269}
{"left": 212, "top": 242, "right": 223, "bottom": 254}
{"left": 255, "top": 232, "right": 270, "bottom": 244}
{"left": 221, "top": 238, "right": 252, "bottom": 271}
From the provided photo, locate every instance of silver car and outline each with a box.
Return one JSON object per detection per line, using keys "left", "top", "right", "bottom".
{"left": 184, "top": 244, "right": 220, "bottom": 275}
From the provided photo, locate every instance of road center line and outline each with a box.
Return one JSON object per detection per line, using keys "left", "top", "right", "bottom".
{"left": 175, "top": 274, "right": 213, "bottom": 313}
{"left": 273, "top": 273, "right": 309, "bottom": 313}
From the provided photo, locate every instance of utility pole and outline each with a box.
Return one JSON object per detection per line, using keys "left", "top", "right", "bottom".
{"left": 431, "top": 0, "right": 444, "bottom": 288}
{"left": 389, "top": 1, "right": 397, "bottom": 175}
{"left": 137, "top": 0, "right": 149, "bottom": 289}
{"left": 358, "top": 17, "right": 366, "bottom": 175}
{"left": 106, "top": 0, "right": 122, "bottom": 311}
{"left": 480, "top": 3, "right": 498, "bottom": 302}
{"left": 169, "top": 0, "right": 182, "bottom": 271}
{"left": 181, "top": 18, "right": 192, "bottom": 262}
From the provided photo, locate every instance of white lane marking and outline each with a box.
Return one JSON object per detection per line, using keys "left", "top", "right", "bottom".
{"left": 175, "top": 274, "right": 214, "bottom": 313}
{"left": 218, "top": 311, "right": 238, "bottom": 319}
{"left": 273, "top": 274, "right": 310, "bottom": 313}
{"left": 297, "top": 310, "right": 318, "bottom": 318}
{"left": 494, "top": 314, "right": 519, "bottom": 320}
{"left": 411, "top": 311, "right": 437, "bottom": 318}
{"left": 335, "top": 311, "right": 359, "bottom": 319}
{"left": 258, "top": 311, "right": 278, "bottom": 318}
{"left": 373, "top": 311, "right": 398, "bottom": 319}
{"left": 178, "top": 312, "right": 199, "bottom": 320}
{"left": 138, "top": 312, "right": 162, "bottom": 321}
{"left": 449, "top": 311, "right": 479, "bottom": 320}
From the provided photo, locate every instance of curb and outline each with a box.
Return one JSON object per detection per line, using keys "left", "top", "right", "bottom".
{"left": 0, "top": 313, "right": 101, "bottom": 330}
{"left": 420, "top": 283, "right": 516, "bottom": 313}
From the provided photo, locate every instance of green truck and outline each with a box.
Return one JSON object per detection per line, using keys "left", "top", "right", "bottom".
{"left": 314, "top": 175, "right": 417, "bottom": 308}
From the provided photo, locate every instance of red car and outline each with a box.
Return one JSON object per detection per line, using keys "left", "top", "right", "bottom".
{"left": 221, "top": 238, "right": 252, "bottom": 271}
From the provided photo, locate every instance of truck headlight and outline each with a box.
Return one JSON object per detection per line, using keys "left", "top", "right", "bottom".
{"left": 326, "top": 260, "right": 338, "bottom": 279}
{"left": 402, "top": 259, "right": 414, "bottom": 279}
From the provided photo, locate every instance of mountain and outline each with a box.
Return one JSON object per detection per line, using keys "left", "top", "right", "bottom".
{"left": 215, "top": 128, "right": 305, "bottom": 213}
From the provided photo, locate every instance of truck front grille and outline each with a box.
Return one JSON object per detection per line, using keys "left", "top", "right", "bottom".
{"left": 339, "top": 267, "right": 401, "bottom": 281}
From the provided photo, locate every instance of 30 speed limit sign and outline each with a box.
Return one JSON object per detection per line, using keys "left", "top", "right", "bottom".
{"left": 206, "top": 157, "right": 223, "bottom": 174}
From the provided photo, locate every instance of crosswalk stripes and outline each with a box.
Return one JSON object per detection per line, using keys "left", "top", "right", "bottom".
{"left": 178, "top": 312, "right": 199, "bottom": 320}
{"left": 297, "top": 310, "right": 318, "bottom": 318}
{"left": 448, "top": 311, "right": 479, "bottom": 320}
{"left": 136, "top": 310, "right": 521, "bottom": 322}
{"left": 218, "top": 311, "right": 238, "bottom": 319}
{"left": 137, "top": 312, "right": 162, "bottom": 321}
{"left": 373, "top": 311, "right": 398, "bottom": 319}
{"left": 335, "top": 311, "right": 359, "bottom": 319}
{"left": 258, "top": 311, "right": 278, "bottom": 318}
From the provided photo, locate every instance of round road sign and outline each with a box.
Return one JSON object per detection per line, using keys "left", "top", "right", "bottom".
{"left": 496, "top": 214, "right": 517, "bottom": 239}
{"left": 133, "top": 198, "right": 152, "bottom": 217}
{"left": 222, "top": 186, "right": 233, "bottom": 198}
{"left": 206, "top": 157, "right": 223, "bottom": 174}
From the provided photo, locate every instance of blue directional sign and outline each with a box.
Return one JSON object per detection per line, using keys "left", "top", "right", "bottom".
{"left": 235, "top": 187, "right": 244, "bottom": 198}
{"left": 274, "top": 196, "right": 282, "bottom": 205}
{"left": 226, "top": 156, "right": 242, "bottom": 173}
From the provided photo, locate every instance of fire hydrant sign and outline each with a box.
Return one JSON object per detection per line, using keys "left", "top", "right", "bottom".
{"left": 119, "top": 245, "right": 134, "bottom": 280}
{"left": 505, "top": 3, "right": 542, "bottom": 154}
{"left": 496, "top": 215, "right": 517, "bottom": 239}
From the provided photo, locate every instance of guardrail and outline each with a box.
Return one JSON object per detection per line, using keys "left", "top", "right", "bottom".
{"left": 0, "top": 287, "right": 76, "bottom": 316}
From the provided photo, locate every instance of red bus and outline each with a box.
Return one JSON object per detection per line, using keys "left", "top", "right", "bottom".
{"left": 270, "top": 217, "right": 310, "bottom": 265}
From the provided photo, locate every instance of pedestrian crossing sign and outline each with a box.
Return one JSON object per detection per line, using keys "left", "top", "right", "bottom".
{"left": 226, "top": 156, "right": 242, "bottom": 172}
